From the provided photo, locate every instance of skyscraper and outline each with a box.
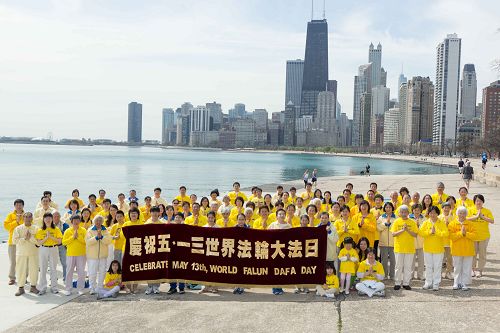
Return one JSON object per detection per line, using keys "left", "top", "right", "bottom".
{"left": 300, "top": 19, "right": 329, "bottom": 118}
{"left": 162, "top": 108, "right": 175, "bottom": 145}
{"left": 383, "top": 108, "right": 400, "bottom": 146}
{"left": 316, "top": 91, "right": 337, "bottom": 131}
{"left": 127, "top": 102, "right": 142, "bottom": 144}
{"left": 359, "top": 92, "right": 372, "bottom": 147}
{"left": 285, "top": 59, "right": 304, "bottom": 107}
{"left": 433, "top": 33, "right": 462, "bottom": 150}
{"left": 369, "top": 43, "right": 383, "bottom": 87}
{"left": 398, "top": 82, "right": 408, "bottom": 145}
{"left": 283, "top": 101, "right": 297, "bottom": 146}
{"left": 206, "top": 102, "right": 222, "bottom": 131}
{"left": 405, "top": 77, "right": 434, "bottom": 144}
{"left": 481, "top": 80, "right": 500, "bottom": 139}
{"left": 460, "top": 64, "right": 477, "bottom": 120}
{"left": 352, "top": 64, "right": 372, "bottom": 146}
{"left": 370, "top": 86, "right": 390, "bottom": 146}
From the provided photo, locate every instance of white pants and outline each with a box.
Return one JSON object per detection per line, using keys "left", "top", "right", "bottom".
{"left": 316, "top": 285, "right": 338, "bottom": 296}
{"left": 17, "top": 255, "right": 39, "bottom": 287}
{"left": 87, "top": 258, "right": 107, "bottom": 292}
{"left": 65, "top": 255, "right": 86, "bottom": 291}
{"left": 424, "top": 252, "right": 444, "bottom": 287}
{"left": 395, "top": 253, "right": 414, "bottom": 286}
{"left": 356, "top": 280, "right": 385, "bottom": 297}
{"left": 37, "top": 246, "right": 59, "bottom": 292}
{"left": 99, "top": 285, "right": 120, "bottom": 298}
{"left": 453, "top": 256, "right": 473, "bottom": 287}
{"left": 106, "top": 245, "right": 114, "bottom": 269}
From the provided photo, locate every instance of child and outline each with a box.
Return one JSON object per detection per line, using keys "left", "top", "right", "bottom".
{"left": 338, "top": 237, "right": 359, "bottom": 294}
{"left": 316, "top": 262, "right": 339, "bottom": 298}
{"left": 98, "top": 260, "right": 122, "bottom": 299}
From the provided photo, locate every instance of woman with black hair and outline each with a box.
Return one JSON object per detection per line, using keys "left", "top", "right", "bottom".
{"left": 98, "top": 260, "right": 122, "bottom": 299}
{"left": 35, "top": 213, "right": 62, "bottom": 295}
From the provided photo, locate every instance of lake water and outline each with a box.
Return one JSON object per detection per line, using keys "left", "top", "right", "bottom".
{"left": 0, "top": 144, "right": 454, "bottom": 240}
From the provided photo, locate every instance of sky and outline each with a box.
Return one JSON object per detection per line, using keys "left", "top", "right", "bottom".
{"left": 0, "top": 0, "right": 499, "bottom": 141}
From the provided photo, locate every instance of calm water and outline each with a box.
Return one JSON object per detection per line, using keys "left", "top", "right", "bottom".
{"left": 0, "top": 144, "right": 454, "bottom": 240}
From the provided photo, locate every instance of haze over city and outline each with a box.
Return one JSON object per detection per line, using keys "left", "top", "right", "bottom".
{"left": 0, "top": 0, "right": 499, "bottom": 141}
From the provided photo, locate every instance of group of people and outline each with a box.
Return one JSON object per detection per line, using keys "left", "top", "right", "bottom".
{"left": 3, "top": 179, "right": 494, "bottom": 299}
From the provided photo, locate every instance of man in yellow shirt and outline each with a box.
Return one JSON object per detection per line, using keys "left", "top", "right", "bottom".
{"left": 174, "top": 186, "right": 191, "bottom": 204}
{"left": 12, "top": 212, "right": 39, "bottom": 296}
{"left": 139, "top": 197, "right": 152, "bottom": 222}
{"left": 253, "top": 206, "right": 271, "bottom": 229}
{"left": 96, "top": 189, "right": 107, "bottom": 205}
{"left": 4, "top": 199, "right": 25, "bottom": 285}
{"left": 300, "top": 183, "right": 314, "bottom": 206}
{"left": 185, "top": 203, "right": 208, "bottom": 226}
{"left": 390, "top": 205, "right": 418, "bottom": 290}
{"left": 61, "top": 215, "right": 87, "bottom": 296}
{"left": 431, "top": 182, "right": 449, "bottom": 208}
{"left": 355, "top": 248, "right": 386, "bottom": 297}
{"left": 85, "top": 194, "right": 103, "bottom": 219}
{"left": 227, "top": 182, "right": 248, "bottom": 204}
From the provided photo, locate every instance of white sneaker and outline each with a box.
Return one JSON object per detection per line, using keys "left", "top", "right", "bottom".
{"left": 153, "top": 287, "right": 160, "bottom": 294}
{"left": 422, "top": 284, "right": 431, "bottom": 290}
{"left": 145, "top": 287, "right": 153, "bottom": 295}
{"left": 345, "top": 289, "right": 349, "bottom": 295}
{"left": 325, "top": 294, "right": 335, "bottom": 299}
{"left": 452, "top": 285, "right": 460, "bottom": 290}
{"left": 61, "top": 290, "right": 71, "bottom": 296}
{"left": 374, "top": 290, "right": 385, "bottom": 297}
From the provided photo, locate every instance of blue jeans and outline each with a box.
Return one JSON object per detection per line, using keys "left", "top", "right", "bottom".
{"left": 272, "top": 288, "right": 283, "bottom": 294}
{"left": 170, "top": 282, "right": 185, "bottom": 290}
{"left": 58, "top": 245, "right": 67, "bottom": 279}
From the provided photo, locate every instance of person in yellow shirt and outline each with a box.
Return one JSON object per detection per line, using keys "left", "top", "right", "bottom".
{"left": 334, "top": 205, "right": 360, "bottom": 248}
{"left": 316, "top": 263, "right": 339, "bottom": 298}
{"left": 353, "top": 201, "right": 377, "bottom": 248}
{"left": 431, "top": 182, "right": 449, "bottom": 208}
{"left": 208, "top": 202, "right": 222, "bottom": 221}
{"left": 300, "top": 182, "right": 314, "bottom": 206}
{"left": 449, "top": 206, "right": 476, "bottom": 290}
{"left": 285, "top": 204, "right": 300, "bottom": 227}
{"left": 395, "top": 194, "right": 413, "bottom": 217}
{"left": 64, "top": 189, "right": 85, "bottom": 209}
{"left": 345, "top": 183, "right": 356, "bottom": 202}
{"left": 209, "top": 189, "right": 222, "bottom": 207}
{"left": 419, "top": 206, "right": 449, "bottom": 290}
{"left": 12, "top": 212, "right": 39, "bottom": 296}
{"left": 289, "top": 187, "right": 298, "bottom": 205}
{"left": 36, "top": 213, "right": 63, "bottom": 295}
{"left": 421, "top": 194, "right": 433, "bottom": 218}
{"left": 253, "top": 206, "right": 271, "bottom": 229}
{"left": 350, "top": 194, "right": 364, "bottom": 217}
{"left": 365, "top": 190, "right": 376, "bottom": 208}
{"left": 80, "top": 208, "right": 93, "bottom": 229}
{"left": 251, "top": 187, "right": 265, "bottom": 207}
{"left": 456, "top": 187, "right": 474, "bottom": 209}
{"left": 377, "top": 202, "right": 396, "bottom": 280}
{"left": 34, "top": 196, "right": 56, "bottom": 227}
{"left": 99, "top": 199, "right": 112, "bottom": 219}
{"left": 216, "top": 207, "right": 235, "bottom": 227}
{"left": 185, "top": 203, "right": 208, "bottom": 226}
{"left": 61, "top": 215, "right": 87, "bottom": 296}
{"left": 467, "top": 194, "right": 494, "bottom": 277}
{"left": 411, "top": 192, "right": 421, "bottom": 208}
{"left": 305, "top": 204, "right": 320, "bottom": 227}
{"left": 355, "top": 248, "right": 386, "bottom": 297}
{"left": 199, "top": 197, "right": 211, "bottom": 216}
{"left": 98, "top": 260, "right": 122, "bottom": 299}
{"left": 174, "top": 186, "right": 191, "bottom": 204}
{"left": 181, "top": 201, "right": 191, "bottom": 218}
{"left": 439, "top": 202, "right": 456, "bottom": 280}
{"left": 229, "top": 196, "right": 246, "bottom": 221}
{"left": 398, "top": 187, "right": 409, "bottom": 205}
{"left": 329, "top": 202, "right": 341, "bottom": 222}
{"left": 390, "top": 205, "right": 418, "bottom": 290}
{"left": 409, "top": 204, "right": 425, "bottom": 281}
{"left": 85, "top": 194, "right": 102, "bottom": 220}
{"left": 110, "top": 210, "right": 126, "bottom": 264}
{"left": 244, "top": 207, "right": 256, "bottom": 227}
{"left": 4, "top": 199, "right": 25, "bottom": 285}
{"left": 271, "top": 185, "right": 284, "bottom": 205}
{"left": 62, "top": 199, "right": 81, "bottom": 224}
{"left": 338, "top": 237, "right": 359, "bottom": 294}
{"left": 139, "top": 196, "right": 152, "bottom": 222}
{"left": 389, "top": 191, "right": 400, "bottom": 211}
{"left": 227, "top": 182, "right": 248, "bottom": 204}
{"left": 96, "top": 189, "right": 106, "bottom": 206}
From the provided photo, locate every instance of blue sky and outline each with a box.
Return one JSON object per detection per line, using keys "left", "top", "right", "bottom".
{"left": 0, "top": 0, "right": 499, "bottom": 140}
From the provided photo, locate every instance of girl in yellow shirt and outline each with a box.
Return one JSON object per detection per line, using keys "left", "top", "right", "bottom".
{"left": 316, "top": 263, "right": 339, "bottom": 298}
{"left": 98, "top": 260, "right": 122, "bottom": 299}
{"left": 80, "top": 208, "right": 93, "bottom": 229}
{"left": 338, "top": 237, "right": 359, "bottom": 294}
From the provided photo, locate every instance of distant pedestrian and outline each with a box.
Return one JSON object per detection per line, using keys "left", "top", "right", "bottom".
{"left": 303, "top": 169, "right": 309, "bottom": 188}
{"left": 311, "top": 169, "right": 318, "bottom": 188}
{"left": 458, "top": 158, "right": 464, "bottom": 174}
{"left": 365, "top": 164, "right": 371, "bottom": 176}
{"left": 482, "top": 154, "right": 487, "bottom": 170}
{"left": 462, "top": 161, "right": 474, "bottom": 189}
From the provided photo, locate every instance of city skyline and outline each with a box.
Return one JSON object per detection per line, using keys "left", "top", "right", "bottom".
{"left": 1, "top": 0, "right": 499, "bottom": 141}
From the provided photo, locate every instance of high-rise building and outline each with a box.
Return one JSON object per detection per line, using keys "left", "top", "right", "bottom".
{"left": 252, "top": 109, "right": 268, "bottom": 130}
{"left": 176, "top": 114, "right": 190, "bottom": 145}
{"left": 369, "top": 43, "right": 382, "bottom": 87}
{"left": 481, "top": 80, "right": 500, "bottom": 138}
{"left": 352, "top": 64, "right": 372, "bottom": 146}
{"left": 433, "top": 33, "right": 462, "bottom": 150}
{"left": 206, "top": 102, "right": 222, "bottom": 131}
{"left": 398, "top": 72, "right": 407, "bottom": 90}
{"left": 405, "top": 77, "right": 434, "bottom": 145}
{"left": 359, "top": 92, "right": 372, "bottom": 147}
{"left": 180, "top": 102, "right": 193, "bottom": 116}
{"left": 127, "top": 102, "right": 142, "bottom": 144}
{"left": 460, "top": 64, "right": 477, "bottom": 120}
{"left": 316, "top": 91, "right": 337, "bottom": 130}
{"left": 300, "top": 19, "right": 329, "bottom": 118}
{"left": 384, "top": 108, "right": 400, "bottom": 146}
{"left": 398, "top": 82, "right": 408, "bottom": 145}
{"left": 190, "top": 106, "right": 210, "bottom": 133}
{"left": 336, "top": 100, "right": 341, "bottom": 119}
{"left": 370, "top": 86, "right": 390, "bottom": 146}
{"left": 161, "top": 108, "right": 175, "bottom": 145}
{"left": 285, "top": 59, "right": 304, "bottom": 107}
{"left": 283, "top": 102, "right": 297, "bottom": 146}
{"left": 234, "top": 118, "right": 255, "bottom": 147}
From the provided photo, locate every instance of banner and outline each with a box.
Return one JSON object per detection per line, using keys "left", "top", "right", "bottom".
{"left": 122, "top": 224, "right": 327, "bottom": 287}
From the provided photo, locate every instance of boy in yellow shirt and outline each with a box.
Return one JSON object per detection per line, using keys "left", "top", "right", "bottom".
{"left": 390, "top": 205, "right": 418, "bottom": 290}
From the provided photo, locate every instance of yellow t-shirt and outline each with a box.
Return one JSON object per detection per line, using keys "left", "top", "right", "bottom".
{"left": 357, "top": 260, "right": 385, "bottom": 281}
{"left": 174, "top": 194, "right": 191, "bottom": 204}
{"left": 390, "top": 218, "right": 418, "bottom": 254}
{"left": 300, "top": 191, "right": 313, "bottom": 206}
{"left": 448, "top": 220, "right": 476, "bottom": 257}
{"left": 65, "top": 197, "right": 85, "bottom": 209}
{"left": 185, "top": 215, "right": 208, "bottom": 226}
{"left": 456, "top": 198, "right": 474, "bottom": 210}
{"left": 418, "top": 219, "right": 449, "bottom": 253}
{"left": 338, "top": 248, "right": 359, "bottom": 274}
{"left": 468, "top": 207, "right": 494, "bottom": 241}
{"left": 103, "top": 272, "right": 121, "bottom": 288}
{"left": 62, "top": 227, "right": 87, "bottom": 256}
{"left": 227, "top": 191, "right": 248, "bottom": 205}
{"left": 431, "top": 192, "right": 449, "bottom": 208}
{"left": 216, "top": 218, "right": 236, "bottom": 228}
{"left": 352, "top": 213, "right": 377, "bottom": 247}
{"left": 325, "top": 274, "right": 339, "bottom": 289}
{"left": 333, "top": 218, "right": 360, "bottom": 247}
{"left": 253, "top": 217, "right": 272, "bottom": 230}
{"left": 35, "top": 227, "right": 63, "bottom": 246}
{"left": 4, "top": 211, "right": 24, "bottom": 245}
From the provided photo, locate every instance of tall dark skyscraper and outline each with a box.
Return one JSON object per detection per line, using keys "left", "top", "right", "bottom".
{"left": 128, "top": 102, "right": 142, "bottom": 143}
{"left": 300, "top": 19, "right": 329, "bottom": 118}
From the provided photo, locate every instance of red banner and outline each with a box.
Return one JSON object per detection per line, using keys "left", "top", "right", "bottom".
{"left": 122, "top": 224, "right": 327, "bottom": 287}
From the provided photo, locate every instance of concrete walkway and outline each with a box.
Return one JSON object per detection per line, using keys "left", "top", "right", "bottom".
{"left": 3, "top": 172, "right": 499, "bottom": 333}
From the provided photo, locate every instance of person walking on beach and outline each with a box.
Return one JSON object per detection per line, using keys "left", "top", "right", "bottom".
{"left": 463, "top": 161, "right": 474, "bottom": 189}
{"left": 303, "top": 169, "right": 309, "bottom": 188}
{"left": 481, "top": 154, "right": 487, "bottom": 170}
{"left": 311, "top": 169, "right": 318, "bottom": 188}
{"left": 458, "top": 158, "right": 465, "bottom": 174}
{"left": 365, "top": 164, "right": 371, "bottom": 176}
